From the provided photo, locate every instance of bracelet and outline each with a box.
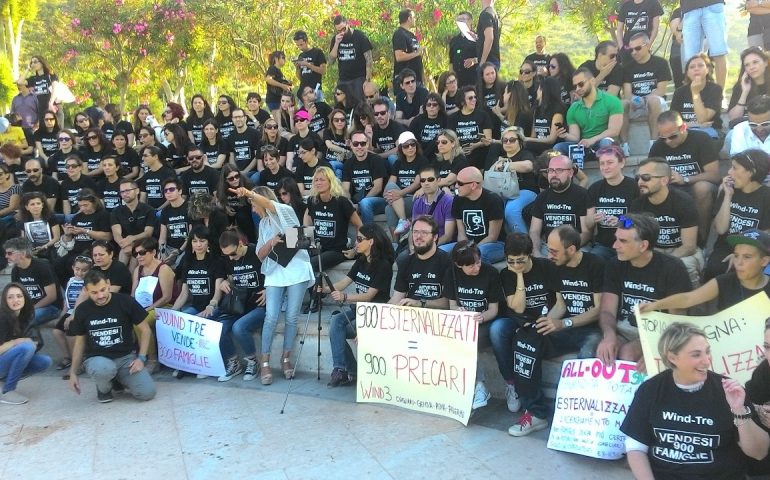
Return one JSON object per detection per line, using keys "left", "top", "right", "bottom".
{"left": 343, "top": 293, "right": 348, "bottom": 303}
{"left": 137, "top": 354, "right": 148, "bottom": 363}
{"left": 734, "top": 417, "right": 752, "bottom": 427}
{"left": 733, "top": 405, "right": 752, "bottom": 420}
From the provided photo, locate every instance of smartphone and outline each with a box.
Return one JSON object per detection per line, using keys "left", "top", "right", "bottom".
{"left": 568, "top": 144, "right": 585, "bottom": 170}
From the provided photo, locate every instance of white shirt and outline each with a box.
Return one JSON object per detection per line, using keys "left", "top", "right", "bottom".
{"left": 730, "top": 120, "right": 770, "bottom": 156}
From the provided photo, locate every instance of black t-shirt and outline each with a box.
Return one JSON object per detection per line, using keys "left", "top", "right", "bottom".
{"left": 303, "top": 102, "right": 333, "bottom": 135}
{"left": 47, "top": 149, "right": 82, "bottom": 178}
{"left": 623, "top": 55, "right": 673, "bottom": 97}
{"left": 98, "top": 261, "right": 133, "bottom": 295}
{"left": 329, "top": 29, "right": 373, "bottom": 81}
{"left": 484, "top": 145, "right": 539, "bottom": 193}
{"left": 181, "top": 166, "right": 220, "bottom": 197}
{"left": 499, "top": 257, "right": 557, "bottom": 319}
{"left": 631, "top": 188, "right": 698, "bottom": 249}
{"left": 443, "top": 262, "right": 502, "bottom": 312}
{"left": 670, "top": 82, "right": 723, "bottom": 130}
{"left": 396, "top": 88, "right": 429, "bottom": 123}
{"left": 35, "top": 129, "right": 59, "bottom": 158}
{"left": 530, "top": 105, "right": 564, "bottom": 142}
{"left": 342, "top": 153, "right": 386, "bottom": 197}
{"left": 296, "top": 47, "right": 327, "bottom": 92}
{"left": 258, "top": 166, "right": 293, "bottom": 191}
{"left": 79, "top": 146, "right": 113, "bottom": 174}
{"left": 139, "top": 165, "right": 176, "bottom": 209}
{"left": 115, "top": 148, "right": 141, "bottom": 176}
{"left": 391, "top": 155, "right": 429, "bottom": 189}
{"left": 159, "top": 201, "right": 189, "bottom": 250}
{"left": 214, "top": 114, "right": 235, "bottom": 140}
{"left": 713, "top": 186, "right": 770, "bottom": 252}
{"left": 451, "top": 189, "right": 505, "bottom": 243}
{"left": 449, "top": 34, "right": 478, "bottom": 88}
{"left": 180, "top": 254, "right": 227, "bottom": 310}
{"left": 448, "top": 108, "right": 492, "bottom": 167}
{"left": 409, "top": 114, "right": 447, "bottom": 158}
{"left": 288, "top": 131, "right": 325, "bottom": 159}
{"left": 307, "top": 195, "right": 355, "bottom": 251}
{"left": 265, "top": 65, "right": 288, "bottom": 104}
{"left": 110, "top": 202, "right": 158, "bottom": 238}
{"left": 394, "top": 249, "right": 452, "bottom": 300}
{"left": 372, "top": 121, "right": 406, "bottom": 153}
{"left": 579, "top": 59, "right": 623, "bottom": 92}
{"left": 621, "top": 369, "right": 748, "bottom": 480}
{"left": 186, "top": 114, "right": 211, "bottom": 145}
{"left": 531, "top": 183, "right": 590, "bottom": 239}
{"left": 555, "top": 252, "right": 604, "bottom": 317}
{"left": 323, "top": 129, "right": 350, "bottom": 164}
{"left": 681, "top": 0, "right": 723, "bottom": 15}
{"left": 59, "top": 175, "right": 97, "bottom": 213}
{"left": 226, "top": 127, "right": 262, "bottom": 170}
{"left": 70, "top": 293, "right": 148, "bottom": 359}
{"left": 226, "top": 243, "right": 265, "bottom": 301}
{"left": 295, "top": 159, "right": 332, "bottom": 192}
{"left": 201, "top": 140, "right": 228, "bottom": 167}
{"left": 71, "top": 210, "right": 111, "bottom": 254}
{"left": 21, "top": 176, "right": 59, "bottom": 204}
{"left": 587, "top": 177, "right": 640, "bottom": 247}
{"left": 715, "top": 272, "right": 770, "bottom": 311}
{"left": 618, "top": 0, "right": 665, "bottom": 46}
{"left": 649, "top": 130, "right": 718, "bottom": 179}
{"left": 392, "top": 26, "right": 423, "bottom": 81}
{"left": 475, "top": 7, "right": 500, "bottom": 64}
{"left": 603, "top": 251, "right": 691, "bottom": 325}
{"left": 27, "top": 73, "right": 56, "bottom": 106}
{"left": 434, "top": 154, "right": 469, "bottom": 183}
{"left": 12, "top": 259, "right": 60, "bottom": 306}
{"left": 525, "top": 52, "right": 551, "bottom": 73}
{"left": 444, "top": 91, "right": 462, "bottom": 113}
{"left": 96, "top": 177, "right": 121, "bottom": 212}
{"left": 346, "top": 257, "right": 394, "bottom": 304}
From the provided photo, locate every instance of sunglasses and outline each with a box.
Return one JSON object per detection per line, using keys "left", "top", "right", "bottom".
{"left": 548, "top": 64, "right": 558, "bottom": 69}
{"left": 365, "top": 94, "right": 376, "bottom": 99}
{"left": 425, "top": 102, "right": 439, "bottom": 107}
{"left": 294, "top": 117, "right": 308, "bottom": 122}
{"left": 163, "top": 187, "right": 178, "bottom": 193}
{"left": 455, "top": 180, "right": 477, "bottom": 187}
{"left": 65, "top": 164, "right": 80, "bottom": 169}
{"left": 574, "top": 81, "right": 586, "bottom": 89}
{"left": 373, "top": 110, "right": 387, "bottom": 117}
{"left": 519, "top": 69, "right": 533, "bottom": 75}
{"left": 226, "top": 174, "right": 240, "bottom": 181}
{"left": 86, "top": 136, "right": 98, "bottom": 141}
{"left": 749, "top": 121, "right": 770, "bottom": 129}
{"left": 139, "top": 133, "right": 151, "bottom": 138}
{"left": 403, "top": 79, "right": 416, "bottom": 85}
{"left": 659, "top": 132, "right": 680, "bottom": 141}
{"left": 351, "top": 140, "right": 367, "bottom": 147}
{"left": 401, "top": 142, "right": 417, "bottom": 148}
{"left": 466, "top": 95, "right": 477, "bottom": 101}
{"left": 355, "top": 235, "right": 369, "bottom": 243}
{"left": 506, "top": 258, "right": 528, "bottom": 265}
{"left": 44, "top": 117, "right": 56, "bottom": 121}
{"left": 501, "top": 137, "right": 518, "bottom": 144}
{"left": 74, "top": 255, "right": 93, "bottom": 264}
{"left": 332, "top": 117, "right": 346, "bottom": 122}
{"left": 279, "top": 191, "right": 290, "bottom": 196}
{"left": 437, "top": 139, "right": 451, "bottom": 145}
{"left": 264, "top": 124, "right": 278, "bottom": 130}
{"left": 188, "top": 155, "right": 204, "bottom": 161}
{"left": 58, "top": 137, "right": 71, "bottom": 142}
{"left": 133, "top": 250, "right": 148, "bottom": 257}
{"left": 617, "top": 215, "right": 634, "bottom": 229}
{"left": 419, "top": 176, "right": 436, "bottom": 183}
{"left": 635, "top": 173, "right": 665, "bottom": 182}
{"left": 631, "top": 44, "right": 647, "bottom": 52}
{"left": 543, "top": 168, "right": 571, "bottom": 174}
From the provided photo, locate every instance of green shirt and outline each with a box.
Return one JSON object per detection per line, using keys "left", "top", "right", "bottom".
{"left": 565, "top": 89, "right": 623, "bottom": 139}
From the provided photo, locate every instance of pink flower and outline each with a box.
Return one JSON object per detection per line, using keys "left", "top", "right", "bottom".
{"left": 71, "top": 18, "right": 81, "bottom": 28}
{"left": 318, "top": 30, "right": 327, "bottom": 38}
{"left": 433, "top": 8, "right": 442, "bottom": 22}
{"left": 380, "top": 11, "right": 391, "bottom": 22}
{"left": 102, "top": 41, "right": 112, "bottom": 50}
{"left": 139, "top": 47, "right": 148, "bottom": 57}
{"left": 178, "top": 51, "right": 187, "bottom": 59}
{"left": 165, "top": 32, "right": 175, "bottom": 43}
{"left": 113, "top": 23, "right": 122, "bottom": 34}
{"left": 608, "top": 14, "right": 618, "bottom": 22}
{"left": 134, "top": 22, "right": 147, "bottom": 34}
{"left": 114, "top": 0, "right": 124, "bottom": 5}
{"left": 414, "top": 3, "right": 424, "bottom": 12}
{"left": 415, "top": 30, "right": 423, "bottom": 42}
{"left": 66, "top": 79, "right": 76, "bottom": 87}
{"left": 349, "top": 19, "right": 361, "bottom": 27}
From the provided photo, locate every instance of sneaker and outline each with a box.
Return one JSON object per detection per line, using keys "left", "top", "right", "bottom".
{"left": 218, "top": 358, "right": 243, "bottom": 382}
{"left": 327, "top": 367, "right": 353, "bottom": 387}
{"left": 0, "top": 390, "right": 29, "bottom": 405}
{"left": 505, "top": 383, "right": 521, "bottom": 413}
{"left": 97, "top": 389, "right": 114, "bottom": 403}
{"left": 172, "top": 369, "right": 181, "bottom": 378}
{"left": 472, "top": 381, "right": 491, "bottom": 410}
{"left": 243, "top": 357, "right": 258, "bottom": 381}
{"left": 508, "top": 410, "right": 548, "bottom": 437}
{"left": 111, "top": 379, "right": 125, "bottom": 394}
{"left": 394, "top": 218, "right": 411, "bottom": 236}
{"left": 196, "top": 374, "right": 209, "bottom": 379}
{"left": 621, "top": 142, "right": 630, "bottom": 157}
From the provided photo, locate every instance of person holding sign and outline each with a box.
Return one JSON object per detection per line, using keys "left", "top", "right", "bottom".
{"left": 621, "top": 322, "right": 769, "bottom": 479}
{"left": 639, "top": 229, "right": 770, "bottom": 315}
{"left": 322, "top": 223, "right": 394, "bottom": 387}
{"left": 18, "top": 191, "right": 60, "bottom": 260}
{"left": 442, "top": 240, "right": 502, "bottom": 411}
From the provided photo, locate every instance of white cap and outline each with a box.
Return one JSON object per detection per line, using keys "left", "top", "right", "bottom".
{"left": 397, "top": 131, "right": 417, "bottom": 146}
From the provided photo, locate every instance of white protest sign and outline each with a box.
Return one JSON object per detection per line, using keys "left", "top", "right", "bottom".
{"left": 548, "top": 359, "right": 645, "bottom": 460}
{"left": 155, "top": 308, "right": 225, "bottom": 376}
{"left": 355, "top": 302, "right": 478, "bottom": 425}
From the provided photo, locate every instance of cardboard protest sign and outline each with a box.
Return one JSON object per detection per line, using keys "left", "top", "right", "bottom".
{"left": 355, "top": 302, "right": 478, "bottom": 425}
{"left": 155, "top": 308, "right": 225, "bottom": 376}
{"left": 637, "top": 292, "right": 770, "bottom": 385}
{"left": 548, "top": 359, "right": 644, "bottom": 460}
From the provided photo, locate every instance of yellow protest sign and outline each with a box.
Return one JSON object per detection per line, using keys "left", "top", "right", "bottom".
{"left": 637, "top": 292, "right": 770, "bottom": 384}
{"left": 355, "top": 302, "right": 478, "bottom": 425}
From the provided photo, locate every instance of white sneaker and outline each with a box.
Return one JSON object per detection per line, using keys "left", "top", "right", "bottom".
{"left": 196, "top": 374, "right": 209, "bottom": 379}
{"left": 649, "top": 139, "right": 655, "bottom": 149}
{"left": 621, "top": 142, "right": 630, "bottom": 157}
{"left": 472, "top": 381, "right": 491, "bottom": 410}
{"left": 394, "top": 219, "right": 411, "bottom": 236}
{"left": 505, "top": 383, "right": 521, "bottom": 412}
{"left": 508, "top": 410, "right": 548, "bottom": 437}
{"left": 0, "top": 390, "right": 28, "bottom": 405}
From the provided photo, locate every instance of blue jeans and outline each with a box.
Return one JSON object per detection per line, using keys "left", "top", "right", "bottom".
{"left": 32, "top": 304, "right": 62, "bottom": 327}
{"left": 84, "top": 353, "right": 156, "bottom": 400}
{"left": 263, "top": 282, "right": 306, "bottom": 355}
{"left": 0, "top": 341, "right": 51, "bottom": 393}
{"left": 440, "top": 241, "right": 505, "bottom": 264}
{"left": 329, "top": 160, "right": 343, "bottom": 180}
{"left": 249, "top": 170, "right": 261, "bottom": 185}
{"left": 683, "top": 3, "right": 728, "bottom": 59}
{"left": 217, "top": 306, "right": 266, "bottom": 358}
{"left": 0, "top": 214, "right": 15, "bottom": 227}
{"left": 329, "top": 306, "right": 357, "bottom": 371}
{"left": 489, "top": 315, "right": 519, "bottom": 382}
{"left": 504, "top": 190, "right": 537, "bottom": 233}
{"left": 357, "top": 196, "right": 386, "bottom": 225}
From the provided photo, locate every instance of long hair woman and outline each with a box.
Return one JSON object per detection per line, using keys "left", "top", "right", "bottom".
{"left": 501, "top": 80, "right": 534, "bottom": 137}
{"left": 18, "top": 191, "right": 61, "bottom": 258}
{"left": 27, "top": 55, "right": 61, "bottom": 125}
{"left": 34, "top": 110, "right": 61, "bottom": 164}
{"left": 186, "top": 94, "right": 214, "bottom": 145}
{"left": 217, "top": 165, "right": 257, "bottom": 243}
{"left": 214, "top": 94, "right": 237, "bottom": 140}
{"left": 525, "top": 76, "right": 566, "bottom": 155}
{"left": 549, "top": 52, "right": 576, "bottom": 105}
{"left": 162, "top": 123, "right": 194, "bottom": 173}
{"left": 729, "top": 46, "right": 770, "bottom": 126}
{"left": 434, "top": 129, "right": 469, "bottom": 191}
{"left": 671, "top": 53, "right": 724, "bottom": 138}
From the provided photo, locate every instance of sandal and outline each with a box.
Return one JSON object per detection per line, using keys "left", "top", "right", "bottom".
{"left": 282, "top": 357, "right": 294, "bottom": 380}
{"left": 260, "top": 362, "right": 273, "bottom": 385}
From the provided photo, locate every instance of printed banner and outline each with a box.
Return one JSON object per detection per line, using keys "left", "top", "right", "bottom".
{"left": 548, "top": 359, "right": 645, "bottom": 460}
{"left": 636, "top": 292, "right": 770, "bottom": 385}
{"left": 155, "top": 308, "right": 225, "bottom": 376}
{"left": 355, "top": 302, "right": 479, "bottom": 425}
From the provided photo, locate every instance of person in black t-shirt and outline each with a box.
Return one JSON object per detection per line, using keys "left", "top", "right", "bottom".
{"left": 258, "top": 146, "right": 293, "bottom": 192}
{"left": 60, "top": 156, "right": 97, "bottom": 216}
{"left": 286, "top": 110, "right": 325, "bottom": 172}
{"left": 408, "top": 92, "right": 447, "bottom": 158}
{"left": 172, "top": 225, "right": 227, "bottom": 318}
{"left": 110, "top": 180, "right": 157, "bottom": 265}
{"left": 226, "top": 109, "right": 261, "bottom": 174}
{"left": 158, "top": 178, "right": 188, "bottom": 266}
{"left": 370, "top": 99, "right": 406, "bottom": 165}
{"left": 323, "top": 223, "right": 394, "bottom": 387}
{"left": 292, "top": 31, "right": 327, "bottom": 98}
{"left": 384, "top": 131, "right": 428, "bottom": 238}
{"left": 395, "top": 68, "right": 429, "bottom": 126}
{"left": 524, "top": 35, "right": 551, "bottom": 76}
{"left": 97, "top": 156, "right": 122, "bottom": 212}
{"left": 449, "top": 13, "right": 479, "bottom": 88}
{"left": 138, "top": 145, "right": 176, "bottom": 210}
{"left": 294, "top": 137, "right": 332, "bottom": 196}
{"left": 265, "top": 51, "right": 292, "bottom": 114}
{"left": 90, "top": 240, "right": 132, "bottom": 295}
{"left": 244, "top": 93, "right": 271, "bottom": 131}
{"left": 578, "top": 40, "right": 622, "bottom": 97}
{"left": 180, "top": 146, "right": 220, "bottom": 197}
{"left": 58, "top": 190, "right": 112, "bottom": 282}
{"left": 476, "top": 0, "right": 500, "bottom": 67}
{"left": 670, "top": 54, "right": 724, "bottom": 137}
{"left": 329, "top": 15, "right": 373, "bottom": 102}
{"left": 447, "top": 86, "right": 493, "bottom": 170}
{"left": 298, "top": 86, "right": 332, "bottom": 136}
{"left": 68, "top": 270, "right": 156, "bottom": 403}
{"left": 615, "top": 0, "right": 664, "bottom": 57}
{"left": 5, "top": 237, "right": 62, "bottom": 327}
{"left": 392, "top": 9, "right": 424, "bottom": 92}
{"left": 21, "top": 158, "right": 59, "bottom": 213}
{"left": 341, "top": 131, "right": 386, "bottom": 224}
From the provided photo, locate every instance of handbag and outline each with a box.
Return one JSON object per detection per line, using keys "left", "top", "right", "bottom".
{"left": 484, "top": 159, "right": 520, "bottom": 199}
{"left": 220, "top": 285, "right": 249, "bottom": 316}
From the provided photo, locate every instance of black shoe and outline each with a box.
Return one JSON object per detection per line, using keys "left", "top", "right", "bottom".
{"left": 328, "top": 367, "right": 350, "bottom": 387}
{"left": 97, "top": 389, "right": 114, "bottom": 403}
{"left": 111, "top": 379, "right": 125, "bottom": 394}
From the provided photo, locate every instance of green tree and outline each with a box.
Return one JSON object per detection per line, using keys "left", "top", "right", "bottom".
{"left": 0, "top": 0, "right": 39, "bottom": 108}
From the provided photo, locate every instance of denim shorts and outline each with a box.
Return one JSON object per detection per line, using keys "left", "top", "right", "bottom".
{"left": 682, "top": 3, "right": 728, "bottom": 58}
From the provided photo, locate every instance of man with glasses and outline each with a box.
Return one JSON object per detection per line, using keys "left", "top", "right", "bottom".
{"left": 731, "top": 95, "right": 770, "bottom": 160}
{"left": 530, "top": 155, "right": 590, "bottom": 257}
{"left": 578, "top": 41, "right": 622, "bottom": 96}
{"left": 407, "top": 165, "right": 456, "bottom": 254}
{"left": 292, "top": 30, "right": 327, "bottom": 100}
{"left": 297, "top": 85, "right": 332, "bottom": 134}
{"left": 138, "top": 145, "right": 176, "bottom": 211}
{"left": 392, "top": 8, "right": 424, "bottom": 96}
{"left": 342, "top": 131, "right": 386, "bottom": 224}
{"left": 389, "top": 215, "right": 451, "bottom": 308}
{"left": 620, "top": 32, "right": 672, "bottom": 154}
{"left": 11, "top": 78, "right": 38, "bottom": 130}
{"left": 110, "top": 179, "right": 157, "bottom": 265}
{"left": 650, "top": 111, "right": 720, "bottom": 245}
{"left": 286, "top": 110, "right": 324, "bottom": 172}
{"left": 554, "top": 68, "right": 623, "bottom": 162}
{"left": 524, "top": 35, "right": 551, "bottom": 76}
{"left": 395, "top": 68, "right": 429, "bottom": 126}
{"left": 328, "top": 15, "right": 373, "bottom": 103}
{"left": 20, "top": 158, "right": 59, "bottom": 212}
{"left": 616, "top": 0, "right": 664, "bottom": 64}
{"left": 440, "top": 166, "right": 505, "bottom": 263}
{"left": 630, "top": 158, "right": 703, "bottom": 287}
{"left": 4, "top": 237, "right": 62, "bottom": 327}
{"left": 294, "top": 137, "right": 332, "bottom": 195}
{"left": 596, "top": 213, "right": 691, "bottom": 368}
{"left": 226, "top": 108, "right": 261, "bottom": 176}
{"left": 181, "top": 146, "right": 220, "bottom": 197}
{"left": 371, "top": 99, "right": 406, "bottom": 166}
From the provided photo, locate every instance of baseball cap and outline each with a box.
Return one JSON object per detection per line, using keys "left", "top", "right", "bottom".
{"left": 294, "top": 110, "right": 311, "bottom": 121}
{"left": 727, "top": 229, "right": 770, "bottom": 256}
{"left": 397, "top": 131, "right": 417, "bottom": 146}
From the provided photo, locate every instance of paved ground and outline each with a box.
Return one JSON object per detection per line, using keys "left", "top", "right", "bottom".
{"left": 1, "top": 367, "right": 633, "bottom": 480}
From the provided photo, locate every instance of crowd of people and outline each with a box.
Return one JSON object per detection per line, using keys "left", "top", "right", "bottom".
{"left": 3, "top": 1, "right": 770, "bottom": 476}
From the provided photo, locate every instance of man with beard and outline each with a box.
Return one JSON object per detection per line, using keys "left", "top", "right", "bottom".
{"left": 226, "top": 108, "right": 261, "bottom": 176}
{"left": 630, "top": 157, "right": 703, "bottom": 287}
{"left": 111, "top": 179, "right": 157, "bottom": 265}
{"left": 529, "top": 155, "right": 590, "bottom": 257}
{"left": 181, "top": 146, "right": 220, "bottom": 197}
{"left": 371, "top": 99, "right": 406, "bottom": 165}
{"left": 731, "top": 94, "right": 770, "bottom": 157}
{"left": 342, "top": 131, "right": 386, "bottom": 225}
{"left": 554, "top": 68, "right": 623, "bottom": 163}
{"left": 68, "top": 270, "right": 156, "bottom": 403}
{"left": 389, "top": 215, "right": 451, "bottom": 308}
{"left": 21, "top": 158, "right": 59, "bottom": 212}
{"left": 328, "top": 15, "right": 373, "bottom": 103}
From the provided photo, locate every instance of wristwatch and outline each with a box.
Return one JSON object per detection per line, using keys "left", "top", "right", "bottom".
{"left": 563, "top": 319, "right": 574, "bottom": 328}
